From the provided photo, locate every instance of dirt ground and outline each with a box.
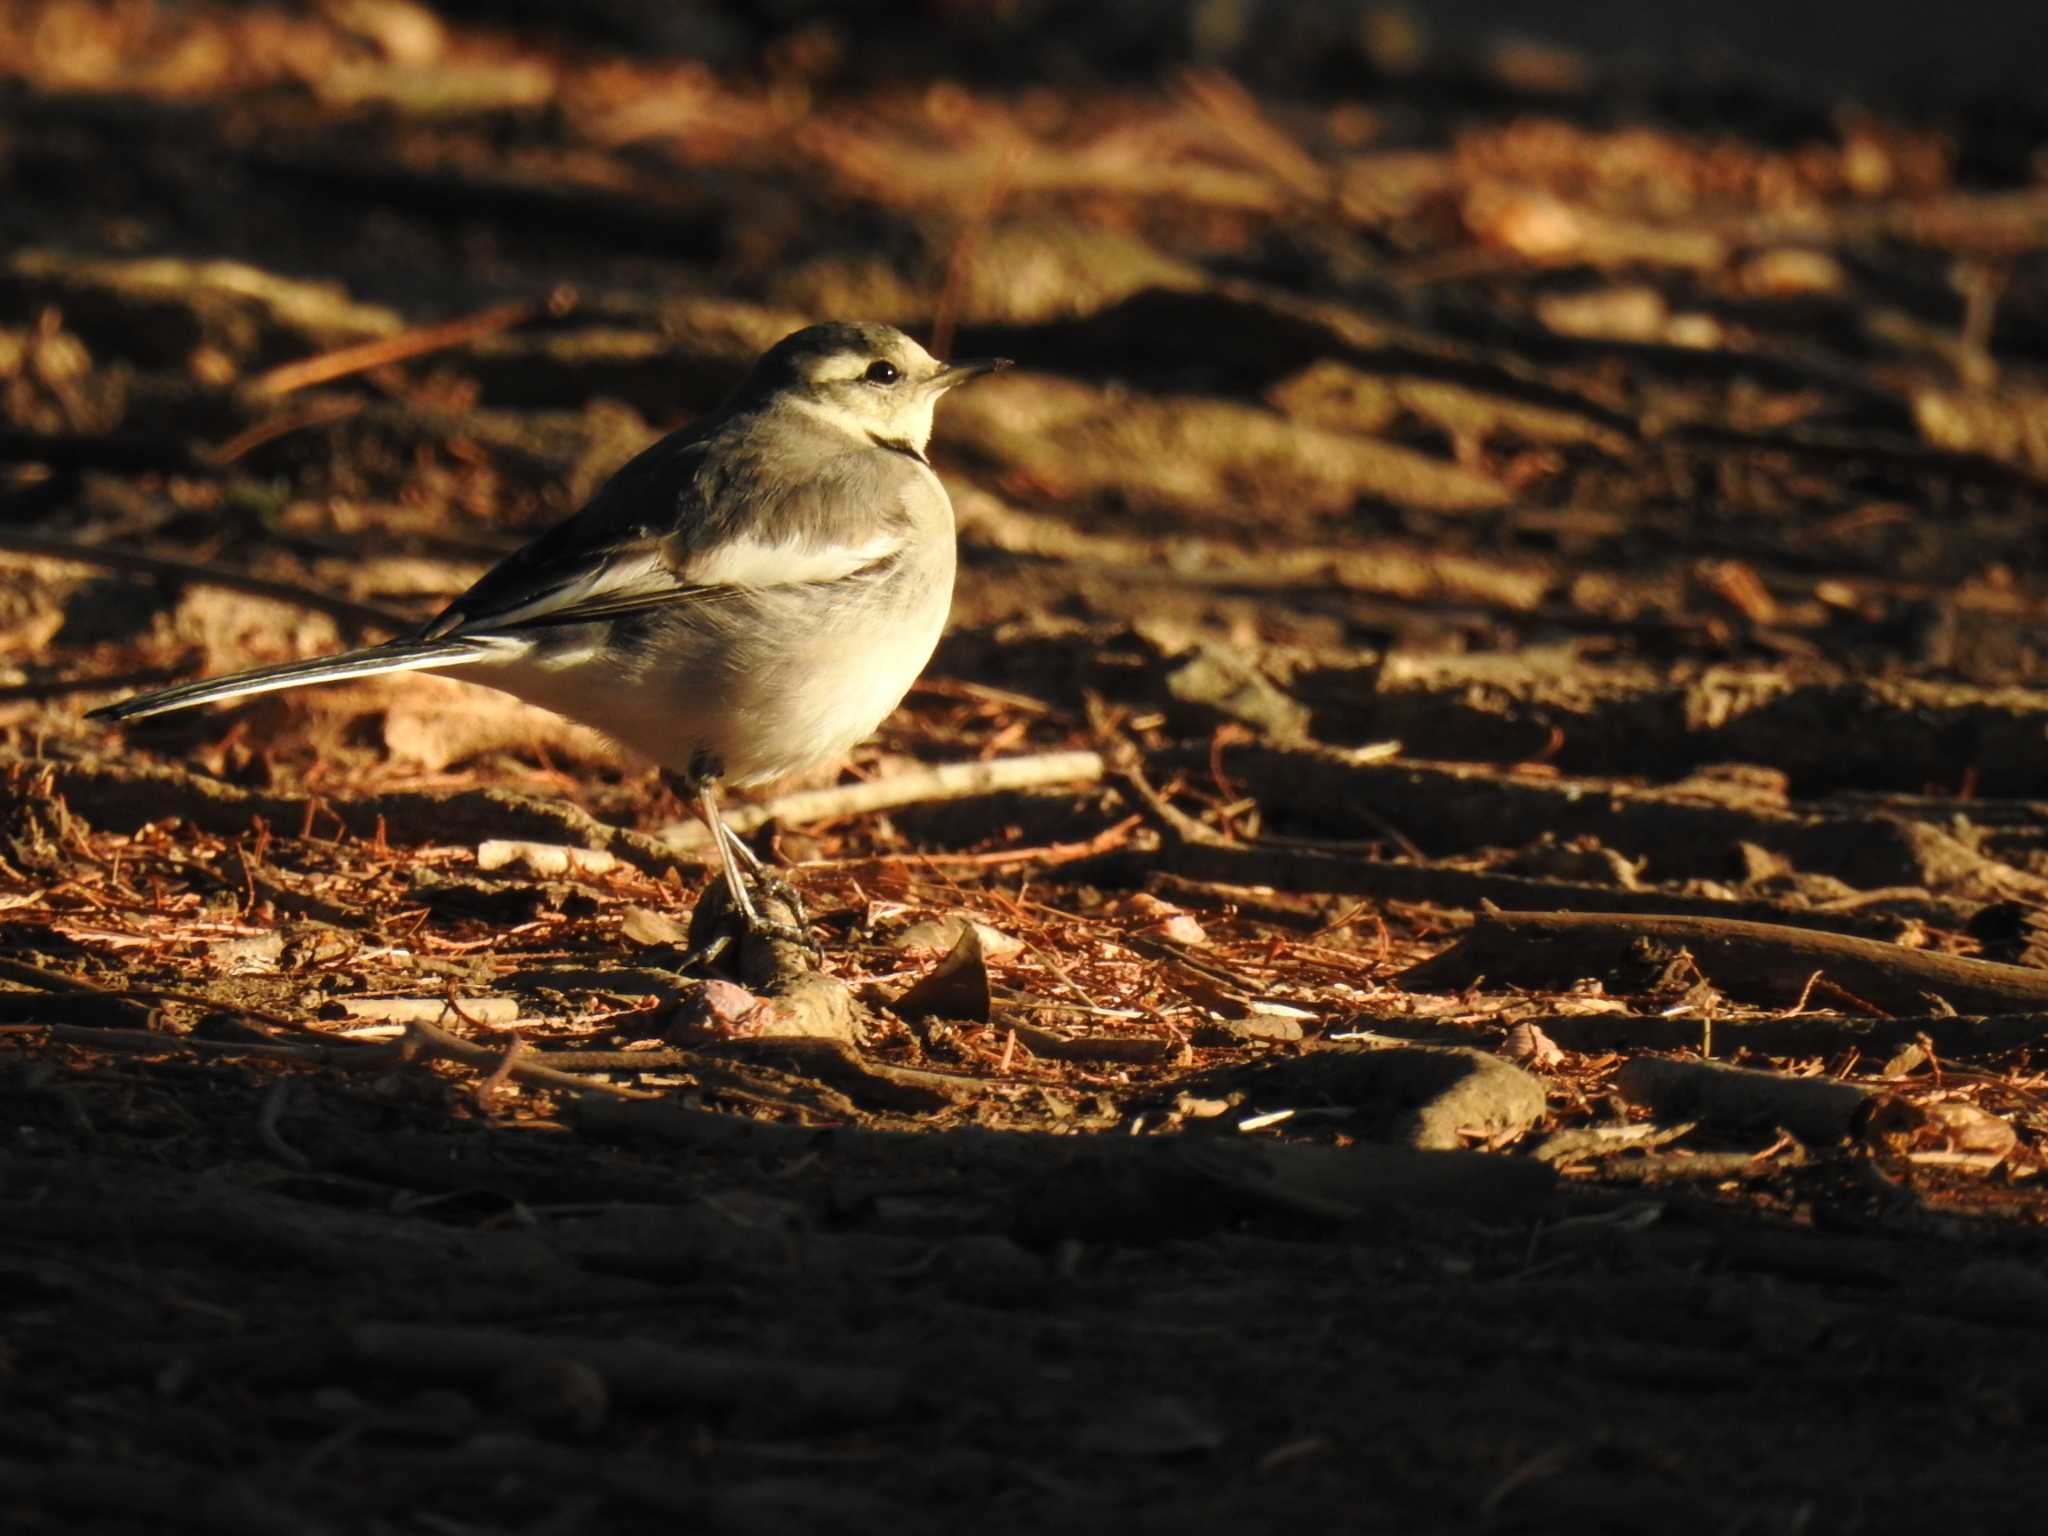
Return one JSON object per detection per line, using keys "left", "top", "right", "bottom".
{"left": 4, "top": 3, "right": 2048, "bottom": 1532}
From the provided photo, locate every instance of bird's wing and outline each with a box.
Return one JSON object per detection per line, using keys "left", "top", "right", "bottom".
{"left": 418, "top": 425, "right": 913, "bottom": 640}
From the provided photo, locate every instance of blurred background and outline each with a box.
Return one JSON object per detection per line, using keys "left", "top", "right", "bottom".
{"left": 6, "top": 0, "right": 2047, "bottom": 798}
{"left": 7, "top": 10, "right": 2048, "bottom": 1533}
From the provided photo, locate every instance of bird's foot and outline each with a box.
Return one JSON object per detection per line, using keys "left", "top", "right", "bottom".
{"left": 740, "top": 872, "right": 824, "bottom": 960}
{"left": 684, "top": 868, "right": 823, "bottom": 965}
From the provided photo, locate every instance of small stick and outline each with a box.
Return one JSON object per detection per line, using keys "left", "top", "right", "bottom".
{"left": 657, "top": 749, "right": 1107, "bottom": 846}
{"left": 798, "top": 818, "right": 1138, "bottom": 874}
{"left": 474, "top": 1037, "right": 527, "bottom": 1111}
{"left": 401, "top": 1017, "right": 656, "bottom": 1100}
{"left": 1404, "top": 910, "right": 2048, "bottom": 1016}
{"left": 246, "top": 289, "right": 575, "bottom": 397}
{"left": 334, "top": 996, "right": 522, "bottom": 1026}
{"left": 205, "top": 395, "right": 364, "bottom": 465}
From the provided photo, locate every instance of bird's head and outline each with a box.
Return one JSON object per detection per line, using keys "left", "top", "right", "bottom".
{"left": 743, "top": 321, "right": 1009, "bottom": 455}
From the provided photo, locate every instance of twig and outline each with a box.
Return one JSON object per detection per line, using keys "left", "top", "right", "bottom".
{"left": 902, "top": 814, "right": 1140, "bottom": 869}
{"left": 400, "top": 1017, "right": 657, "bottom": 1100}
{"left": 205, "top": 396, "right": 365, "bottom": 465}
{"left": 474, "top": 1038, "right": 527, "bottom": 1111}
{"left": 1116, "top": 754, "right": 1228, "bottom": 846}
{"left": 1153, "top": 839, "right": 1928, "bottom": 937}
{"left": 1508, "top": 1009, "right": 2048, "bottom": 1060}
{"left": 706, "top": 1037, "right": 975, "bottom": 1113}
{"left": 335, "top": 996, "right": 521, "bottom": 1026}
{"left": 1400, "top": 910, "right": 2048, "bottom": 1015}
{"left": 246, "top": 290, "right": 575, "bottom": 397}
{"left": 657, "top": 750, "right": 1106, "bottom": 846}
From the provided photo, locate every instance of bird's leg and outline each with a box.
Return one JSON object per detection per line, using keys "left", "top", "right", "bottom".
{"left": 696, "top": 781, "right": 816, "bottom": 953}
{"left": 711, "top": 813, "right": 813, "bottom": 930}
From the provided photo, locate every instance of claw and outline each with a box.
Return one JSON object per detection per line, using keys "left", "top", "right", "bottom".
{"left": 743, "top": 913, "right": 822, "bottom": 957}
{"left": 748, "top": 871, "right": 809, "bottom": 927}
{"left": 683, "top": 776, "right": 824, "bottom": 964}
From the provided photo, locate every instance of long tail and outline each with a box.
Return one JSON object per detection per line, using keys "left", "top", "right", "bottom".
{"left": 89, "top": 637, "right": 505, "bottom": 722}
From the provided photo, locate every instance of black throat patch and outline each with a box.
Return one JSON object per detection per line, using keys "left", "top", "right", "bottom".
{"left": 868, "top": 433, "right": 929, "bottom": 466}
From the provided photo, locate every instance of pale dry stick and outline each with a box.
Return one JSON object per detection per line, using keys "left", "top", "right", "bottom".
{"left": 474, "top": 1037, "right": 528, "bottom": 1111}
{"left": 400, "top": 1016, "right": 657, "bottom": 1101}
{"left": 655, "top": 749, "right": 1107, "bottom": 847}
{"left": 333, "top": 996, "right": 522, "bottom": 1026}
{"left": 823, "top": 815, "right": 1138, "bottom": 872}
{"left": 245, "top": 289, "right": 576, "bottom": 397}
{"left": 1775, "top": 968, "right": 1826, "bottom": 1018}
{"left": 909, "top": 674, "right": 1059, "bottom": 716}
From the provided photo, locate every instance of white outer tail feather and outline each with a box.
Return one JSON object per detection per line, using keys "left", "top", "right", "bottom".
{"left": 89, "top": 638, "right": 503, "bottom": 722}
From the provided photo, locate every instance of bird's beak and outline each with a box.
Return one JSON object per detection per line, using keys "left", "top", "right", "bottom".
{"left": 934, "top": 357, "right": 1012, "bottom": 389}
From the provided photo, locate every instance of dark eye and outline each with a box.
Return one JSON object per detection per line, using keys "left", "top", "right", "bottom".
{"left": 863, "top": 359, "right": 899, "bottom": 384}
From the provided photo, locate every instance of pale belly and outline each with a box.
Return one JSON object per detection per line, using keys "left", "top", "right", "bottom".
{"left": 461, "top": 551, "right": 954, "bottom": 787}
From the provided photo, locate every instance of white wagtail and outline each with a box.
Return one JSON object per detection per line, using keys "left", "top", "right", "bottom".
{"left": 92, "top": 322, "right": 1010, "bottom": 944}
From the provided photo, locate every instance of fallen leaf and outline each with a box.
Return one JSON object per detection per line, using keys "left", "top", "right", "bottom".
{"left": 893, "top": 922, "right": 991, "bottom": 1022}
{"left": 1503, "top": 1021, "right": 1565, "bottom": 1069}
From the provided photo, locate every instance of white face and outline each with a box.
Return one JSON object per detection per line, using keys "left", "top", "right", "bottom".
{"left": 788, "top": 333, "right": 947, "bottom": 449}
{"left": 774, "top": 326, "right": 1006, "bottom": 453}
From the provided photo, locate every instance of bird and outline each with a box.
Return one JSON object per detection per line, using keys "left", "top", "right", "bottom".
{"left": 91, "top": 321, "right": 1011, "bottom": 947}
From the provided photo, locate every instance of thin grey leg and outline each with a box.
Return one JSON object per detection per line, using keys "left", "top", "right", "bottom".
{"left": 696, "top": 781, "right": 815, "bottom": 950}
{"left": 698, "top": 782, "right": 765, "bottom": 926}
